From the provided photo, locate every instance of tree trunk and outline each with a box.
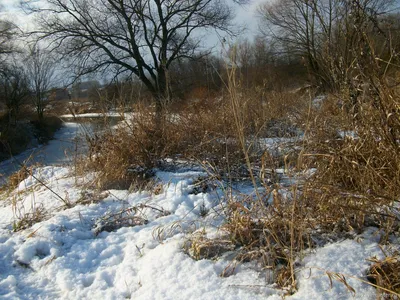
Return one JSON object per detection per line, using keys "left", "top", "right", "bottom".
{"left": 151, "top": 68, "right": 171, "bottom": 159}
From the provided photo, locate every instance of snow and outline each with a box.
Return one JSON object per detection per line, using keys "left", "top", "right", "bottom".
{"left": 312, "top": 95, "right": 326, "bottom": 108}
{"left": 60, "top": 112, "right": 124, "bottom": 118}
{"left": 0, "top": 163, "right": 386, "bottom": 299}
{"left": 0, "top": 168, "right": 276, "bottom": 299}
{"left": 338, "top": 130, "right": 358, "bottom": 139}
{"left": 291, "top": 228, "right": 383, "bottom": 300}
{"left": 0, "top": 120, "right": 391, "bottom": 299}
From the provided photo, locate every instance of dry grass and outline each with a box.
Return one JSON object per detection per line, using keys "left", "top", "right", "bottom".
{"left": 8, "top": 167, "right": 32, "bottom": 190}
{"left": 94, "top": 203, "right": 170, "bottom": 236}
{"left": 82, "top": 83, "right": 304, "bottom": 190}
{"left": 221, "top": 187, "right": 311, "bottom": 291}
{"left": 182, "top": 49, "right": 399, "bottom": 296}
{"left": 78, "top": 38, "right": 400, "bottom": 298}
{"left": 12, "top": 203, "right": 46, "bottom": 232}
{"left": 367, "top": 253, "right": 400, "bottom": 299}
{"left": 185, "top": 234, "right": 235, "bottom": 260}
{"left": 81, "top": 106, "right": 158, "bottom": 189}
{"left": 300, "top": 79, "right": 400, "bottom": 235}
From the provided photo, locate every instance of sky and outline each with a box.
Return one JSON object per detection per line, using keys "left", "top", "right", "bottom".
{"left": 0, "top": 0, "right": 268, "bottom": 84}
{"left": 0, "top": 0, "right": 268, "bottom": 42}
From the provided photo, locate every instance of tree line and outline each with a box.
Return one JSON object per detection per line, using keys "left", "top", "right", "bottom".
{"left": 0, "top": 19, "right": 56, "bottom": 127}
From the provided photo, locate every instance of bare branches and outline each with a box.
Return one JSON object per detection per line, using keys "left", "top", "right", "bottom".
{"left": 25, "top": 46, "right": 56, "bottom": 120}
{"left": 259, "top": 0, "right": 398, "bottom": 90}
{"left": 0, "top": 20, "right": 17, "bottom": 57}
{"left": 0, "top": 64, "right": 30, "bottom": 124}
{"left": 27, "top": 0, "right": 235, "bottom": 100}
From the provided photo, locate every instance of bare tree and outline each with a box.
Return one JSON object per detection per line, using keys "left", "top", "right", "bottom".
{"left": 259, "top": 0, "right": 395, "bottom": 89}
{"left": 0, "top": 65, "right": 30, "bottom": 125}
{"left": 27, "top": 0, "right": 235, "bottom": 114}
{"left": 0, "top": 12, "right": 27, "bottom": 126}
{"left": 25, "top": 47, "right": 56, "bottom": 120}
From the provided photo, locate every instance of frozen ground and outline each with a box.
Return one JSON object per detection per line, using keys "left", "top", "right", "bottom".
{"left": 0, "top": 164, "right": 389, "bottom": 299}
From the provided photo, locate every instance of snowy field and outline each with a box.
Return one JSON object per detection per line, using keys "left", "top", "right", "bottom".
{"left": 0, "top": 118, "right": 396, "bottom": 299}
{"left": 0, "top": 163, "right": 389, "bottom": 299}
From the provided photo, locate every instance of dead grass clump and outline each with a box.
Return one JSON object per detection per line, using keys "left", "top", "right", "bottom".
{"left": 189, "top": 176, "right": 217, "bottom": 195}
{"left": 94, "top": 206, "right": 149, "bottom": 236}
{"left": 8, "top": 167, "right": 31, "bottom": 190}
{"left": 177, "top": 90, "right": 304, "bottom": 177}
{"left": 219, "top": 188, "right": 317, "bottom": 292}
{"left": 225, "top": 194, "right": 313, "bottom": 252}
{"left": 185, "top": 234, "right": 235, "bottom": 260}
{"left": 76, "top": 190, "right": 110, "bottom": 205}
{"left": 4, "top": 163, "right": 40, "bottom": 191}
{"left": 84, "top": 107, "right": 159, "bottom": 189}
{"left": 165, "top": 94, "right": 243, "bottom": 162}
{"left": 13, "top": 204, "right": 46, "bottom": 232}
{"left": 367, "top": 254, "right": 400, "bottom": 299}
{"left": 275, "top": 265, "right": 294, "bottom": 290}
{"left": 94, "top": 204, "right": 170, "bottom": 236}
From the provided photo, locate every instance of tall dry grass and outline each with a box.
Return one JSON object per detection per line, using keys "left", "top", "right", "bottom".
{"left": 204, "top": 40, "right": 400, "bottom": 295}
{"left": 82, "top": 81, "right": 303, "bottom": 189}
{"left": 79, "top": 38, "right": 399, "bottom": 295}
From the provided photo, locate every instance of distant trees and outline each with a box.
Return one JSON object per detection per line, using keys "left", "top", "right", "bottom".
{"left": 169, "top": 55, "right": 225, "bottom": 99}
{"left": 25, "top": 47, "right": 56, "bottom": 120}
{"left": 28, "top": 0, "right": 236, "bottom": 113}
{"left": 227, "top": 37, "right": 307, "bottom": 91}
{"left": 0, "top": 17, "right": 26, "bottom": 125}
{"left": 0, "top": 65, "right": 30, "bottom": 125}
{"left": 0, "top": 20, "right": 57, "bottom": 123}
{"left": 259, "top": 0, "right": 397, "bottom": 90}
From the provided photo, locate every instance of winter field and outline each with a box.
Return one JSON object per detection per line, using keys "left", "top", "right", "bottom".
{"left": 2, "top": 0, "right": 400, "bottom": 298}
{"left": 0, "top": 119, "right": 398, "bottom": 300}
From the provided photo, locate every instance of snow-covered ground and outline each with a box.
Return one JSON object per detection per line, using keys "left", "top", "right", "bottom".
{"left": 0, "top": 115, "right": 394, "bottom": 299}
{"left": 0, "top": 163, "right": 388, "bottom": 299}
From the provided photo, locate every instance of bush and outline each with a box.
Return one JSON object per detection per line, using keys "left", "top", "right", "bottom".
{"left": 0, "top": 122, "right": 34, "bottom": 161}
{"left": 31, "top": 116, "right": 63, "bottom": 144}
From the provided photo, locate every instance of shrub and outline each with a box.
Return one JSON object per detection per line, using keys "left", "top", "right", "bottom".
{"left": 31, "top": 116, "right": 63, "bottom": 144}
{"left": 0, "top": 122, "right": 33, "bottom": 161}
